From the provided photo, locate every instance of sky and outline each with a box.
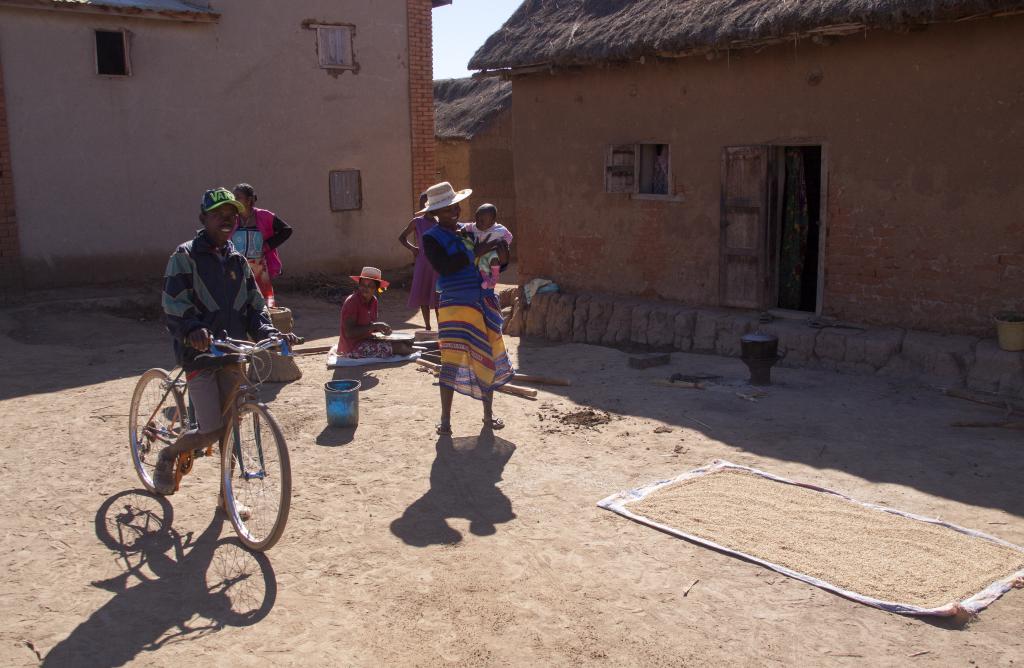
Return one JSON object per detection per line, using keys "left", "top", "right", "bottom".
{"left": 432, "top": 0, "right": 523, "bottom": 80}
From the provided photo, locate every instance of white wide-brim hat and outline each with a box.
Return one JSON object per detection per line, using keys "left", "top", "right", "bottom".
{"left": 350, "top": 266, "right": 390, "bottom": 290}
{"left": 417, "top": 181, "right": 472, "bottom": 214}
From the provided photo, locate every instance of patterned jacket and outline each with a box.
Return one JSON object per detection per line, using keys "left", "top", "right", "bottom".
{"left": 162, "top": 229, "right": 277, "bottom": 371}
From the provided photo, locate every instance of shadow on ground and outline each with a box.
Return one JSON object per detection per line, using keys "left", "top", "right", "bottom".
{"left": 513, "top": 338, "right": 1024, "bottom": 519}
{"left": 0, "top": 301, "right": 174, "bottom": 401}
{"left": 43, "top": 491, "right": 277, "bottom": 667}
{"left": 391, "top": 429, "right": 517, "bottom": 546}
{"left": 317, "top": 425, "right": 357, "bottom": 447}
{"left": 0, "top": 286, "right": 421, "bottom": 401}
{"left": 331, "top": 366, "right": 383, "bottom": 391}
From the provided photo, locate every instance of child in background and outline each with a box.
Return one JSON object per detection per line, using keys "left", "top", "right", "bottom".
{"left": 398, "top": 192, "right": 441, "bottom": 329}
{"left": 464, "top": 203, "right": 512, "bottom": 290}
{"left": 231, "top": 183, "right": 293, "bottom": 307}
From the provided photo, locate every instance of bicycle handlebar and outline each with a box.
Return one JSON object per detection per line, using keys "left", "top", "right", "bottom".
{"left": 196, "top": 335, "right": 304, "bottom": 360}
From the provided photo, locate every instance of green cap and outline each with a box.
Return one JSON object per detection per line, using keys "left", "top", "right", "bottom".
{"left": 201, "top": 187, "right": 245, "bottom": 214}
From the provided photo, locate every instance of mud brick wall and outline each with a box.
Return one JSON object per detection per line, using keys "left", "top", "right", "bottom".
{"left": 823, "top": 195, "right": 1024, "bottom": 338}
{"left": 510, "top": 292, "right": 1024, "bottom": 399}
{"left": 436, "top": 138, "right": 471, "bottom": 208}
{"left": 0, "top": 55, "right": 21, "bottom": 298}
{"left": 407, "top": 0, "right": 436, "bottom": 202}
{"left": 466, "top": 110, "right": 516, "bottom": 242}
{"left": 506, "top": 18, "right": 1024, "bottom": 336}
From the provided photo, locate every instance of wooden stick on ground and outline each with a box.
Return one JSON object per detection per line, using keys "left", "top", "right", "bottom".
{"left": 653, "top": 379, "right": 705, "bottom": 390}
{"left": 291, "top": 345, "right": 333, "bottom": 357}
{"left": 418, "top": 355, "right": 570, "bottom": 387}
{"left": 414, "top": 358, "right": 538, "bottom": 400}
{"left": 512, "top": 373, "right": 571, "bottom": 387}
{"left": 495, "top": 383, "right": 539, "bottom": 400}
{"left": 944, "top": 388, "right": 1024, "bottom": 416}
{"left": 951, "top": 421, "right": 1024, "bottom": 430}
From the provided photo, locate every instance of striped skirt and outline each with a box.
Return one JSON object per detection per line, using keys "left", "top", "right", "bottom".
{"left": 438, "top": 294, "right": 514, "bottom": 400}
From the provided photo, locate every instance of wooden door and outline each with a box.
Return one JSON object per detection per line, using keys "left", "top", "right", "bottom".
{"left": 719, "top": 145, "right": 772, "bottom": 309}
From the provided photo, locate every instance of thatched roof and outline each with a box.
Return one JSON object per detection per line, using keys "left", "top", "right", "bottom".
{"left": 469, "top": 0, "right": 1024, "bottom": 71}
{"left": 434, "top": 77, "right": 512, "bottom": 140}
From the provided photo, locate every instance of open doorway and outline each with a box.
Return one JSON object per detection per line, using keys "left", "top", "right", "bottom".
{"left": 771, "top": 146, "right": 822, "bottom": 313}
{"left": 718, "top": 144, "right": 826, "bottom": 313}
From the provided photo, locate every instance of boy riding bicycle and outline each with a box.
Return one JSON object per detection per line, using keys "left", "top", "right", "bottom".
{"left": 155, "top": 187, "right": 298, "bottom": 496}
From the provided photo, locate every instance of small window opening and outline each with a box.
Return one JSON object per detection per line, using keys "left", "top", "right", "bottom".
{"left": 95, "top": 30, "right": 129, "bottom": 76}
{"left": 605, "top": 143, "right": 671, "bottom": 195}
{"left": 638, "top": 143, "right": 669, "bottom": 195}
{"left": 317, "top": 26, "right": 355, "bottom": 69}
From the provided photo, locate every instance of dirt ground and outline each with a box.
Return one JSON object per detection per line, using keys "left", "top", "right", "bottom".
{"left": 1, "top": 285, "right": 1022, "bottom": 667}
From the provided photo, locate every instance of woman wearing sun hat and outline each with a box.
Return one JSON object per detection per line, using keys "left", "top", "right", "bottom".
{"left": 420, "top": 182, "right": 513, "bottom": 434}
{"left": 337, "top": 267, "right": 395, "bottom": 358}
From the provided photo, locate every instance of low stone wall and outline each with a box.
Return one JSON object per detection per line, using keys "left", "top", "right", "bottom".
{"left": 506, "top": 291, "right": 1024, "bottom": 398}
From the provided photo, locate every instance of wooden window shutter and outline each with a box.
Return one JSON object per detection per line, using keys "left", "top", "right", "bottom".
{"left": 605, "top": 144, "right": 638, "bottom": 193}
{"left": 719, "top": 145, "right": 773, "bottom": 309}
{"left": 329, "top": 169, "right": 361, "bottom": 211}
{"left": 317, "top": 26, "right": 354, "bottom": 68}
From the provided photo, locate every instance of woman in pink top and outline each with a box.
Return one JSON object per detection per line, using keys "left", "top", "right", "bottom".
{"left": 398, "top": 192, "right": 441, "bottom": 329}
{"left": 231, "top": 183, "right": 293, "bottom": 307}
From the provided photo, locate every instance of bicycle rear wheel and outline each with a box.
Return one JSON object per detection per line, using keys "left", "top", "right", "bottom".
{"left": 221, "top": 402, "right": 291, "bottom": 551}
{"left": 128, "top": 368, "right": 186, "bottom": 493}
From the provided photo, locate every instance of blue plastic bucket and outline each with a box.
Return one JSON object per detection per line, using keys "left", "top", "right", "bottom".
{"left": 324, "top": 380, "right": 361, "bottom": 427}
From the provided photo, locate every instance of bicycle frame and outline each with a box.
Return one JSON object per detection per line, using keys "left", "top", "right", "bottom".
{"left": 232, "top": 413, "right": 268, "bottom": 481}
{"left": 137, "top": 371, "right": 187, "bottom": 449}
{"left": 175, "top": 336, "right": 293, "bottom": 485}
{"left": 131, "top": 333, "right": 297, "bottom": 550}
{"left": 223, "top": 374, "right": 267, "bottom": 483}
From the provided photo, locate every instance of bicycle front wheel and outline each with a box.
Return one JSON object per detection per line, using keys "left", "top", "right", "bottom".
{"left": 129, "top": 368, "right": 186, "bottom": 493}
{"left": 221, "top": 402, "right": 292, "bottom": 551}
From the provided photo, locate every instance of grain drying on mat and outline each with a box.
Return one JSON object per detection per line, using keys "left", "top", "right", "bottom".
{"left": 630, "top": 469, "right": 1024, "bottom": 608}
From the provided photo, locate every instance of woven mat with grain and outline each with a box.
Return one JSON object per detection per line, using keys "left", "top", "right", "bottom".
{"left": 598, "top": 461, "right": 1024, "bottom": 616}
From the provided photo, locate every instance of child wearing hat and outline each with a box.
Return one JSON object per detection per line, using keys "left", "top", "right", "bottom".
{"left": 338, "top": 267, "right": 395, "bottom": 358}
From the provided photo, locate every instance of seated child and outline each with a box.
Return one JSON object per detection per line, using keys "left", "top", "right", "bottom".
{"left": 464, "top": 203, "right": 513, "bottom": 290}
{"left": 338, "top": 267, "right": 394, "bottom": 359}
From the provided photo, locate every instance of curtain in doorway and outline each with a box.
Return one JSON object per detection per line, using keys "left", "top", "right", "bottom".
{"left": 778, "top": 149, "right": 809, "bottom": 310}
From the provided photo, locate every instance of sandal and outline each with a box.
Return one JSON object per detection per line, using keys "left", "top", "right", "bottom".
{"left": 483, "top": 417, "right": 505, "bottom": 430}
{"left": 436, "top": 422, "right": 453, "bottom": 436}
{"left": 152, "top": 454, "right": 177, "bottom": 496}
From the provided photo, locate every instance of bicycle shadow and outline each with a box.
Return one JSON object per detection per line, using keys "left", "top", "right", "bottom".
{"left": 44, "top": 490, "right": 277, "bottom": 667}
{"left": 390, "top": 428, "right": 517, "bottom": 547}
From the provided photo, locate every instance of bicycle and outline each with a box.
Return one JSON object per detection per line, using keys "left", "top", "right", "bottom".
{"left": 128, "top": 336, "right": 300, "bottom": 551}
